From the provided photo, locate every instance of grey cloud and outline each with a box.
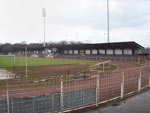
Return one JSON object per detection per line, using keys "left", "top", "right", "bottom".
{"left": 50, "top": 0, "right": 150, "bottom": 30}
{"left": 51, "top": 6, "right": 107, "bottom": 30}
{"left": 110, "top": 0, "right": 150, "bottom": 29}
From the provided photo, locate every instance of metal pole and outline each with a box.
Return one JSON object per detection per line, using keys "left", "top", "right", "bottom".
{"left": 138, "top": 67, "right": 142, "bottom": 92}
{"left": 121, "top": 72, "right": 125, "bottom": 99}
{"left": 60, "top": 75, "right": 64, "bottom": 113}
{"left": 44, "top": 14, "right": 46, "bottom": 47}
{"left": 32, "top": 98, "right": 34, "bottom": 113}
{"left": 6, "top": 81, "right": 10, "bottom": 113}
{"left": 42, "top": 8, "right": 46, "bottom": 48}
{"left": 103, "top": 63, "right": 104, "bottom": 72}
{"left": 149, "top": 74, "right": 150, "bottom": 87}
{"left": 96, "top": 74, "right": 100, "bottom": 106}
{"left": 12, "top": 98, "right": 13, "bottom": 113}
{"left": 50, "top": 94, "right": 54, "bottom": 113}
{"left": 14, "top": 55, "right": 16, "bottom": 66}
{"left": 67, "top": 71, "right": 70, "bottom": 76}
{"left": 107, "top": 0, "right": 110, "bottom": 43}
{"left": 25, "top": 47, "right": 28, "bottom": 77}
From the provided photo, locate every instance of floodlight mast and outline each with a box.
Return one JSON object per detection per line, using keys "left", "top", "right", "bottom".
{"left": 42, "top": 8, "right": 46, "bottom": 47}
{"left": 107, "top": 0, "right": 110, "bottom": 43}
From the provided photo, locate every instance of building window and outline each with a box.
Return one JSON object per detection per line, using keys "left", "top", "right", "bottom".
{"left": 99, "top": 49, "right": 105, "bottom": 54}
{"left": 69, "top": 50, "right": 73, "bottom": 54}
{"left": 92, "top": 49, "right": 98, "bottom": 55}
{"left": 85, "top": 50, "right": 91, "bottom": 55}
{"left": 74, "top": 50, "right": 78, "bottom": 54}
{"left": 115, "top": 49, "right": 122, "bottom": 55}
{"left": 64, "top": 50, "right": 68, "bottom": 54}
{"left": 123, "top": 49, "right": 132, "bottom": 55}
{"left": 106, "top": 49, "right": 113, "bottom": 55}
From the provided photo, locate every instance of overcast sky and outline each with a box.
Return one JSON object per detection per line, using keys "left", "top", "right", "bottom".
{"left": 0, "top": 0, "right": 150, "bottom": 47}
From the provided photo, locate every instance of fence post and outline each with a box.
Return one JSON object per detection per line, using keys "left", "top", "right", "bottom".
{"left": 103, "top": 63, "right": 104, "bottom": 72}
{"left": 6, "top": 81, "right": 10, "bottom": 113}
{"left": 132, "top": 56, "right": 134, "bottom": 63}
{"left": 60, "top": 75, "right": 64, "bottom": 113}
{"left": 121, "top": 72, "right": 125, "bottom": 99}
{"left": 109, "top": 60, "right": 111, "bottom": 69}
{"left": 96, "top": 74, "right": 100, "bottom": 106}
{"left": 138, "top": 59, "right": 140, "bottom": 65}
{"left": 32, "top": 98, "right": 34, "bottom": 113}
{"left": 149, "top": 74, "right": 150, "bottom": 87}
{"left": 67, "top": 71, "right": 70, "bottom": 76}
{"left": 138, "top": 68, "right": 142, "bottom": 92}
{"left": 50, "top": 94, "right": 54, "bottom": 113}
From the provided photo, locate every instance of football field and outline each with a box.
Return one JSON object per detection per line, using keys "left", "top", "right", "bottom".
{"left": 0, "top": 56, "right": 96, "bottom": 68}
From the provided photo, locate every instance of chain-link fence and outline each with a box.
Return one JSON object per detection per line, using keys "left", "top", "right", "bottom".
{"left": 0, "top": 66, "right": 150, "bottom": 113}
{"left": 57, "top": 55, "right": 138, "bottom": 62}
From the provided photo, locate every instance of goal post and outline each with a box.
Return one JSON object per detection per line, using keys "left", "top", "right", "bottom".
{"left": 90, "top": 60, "right": 111, "bottom": 72}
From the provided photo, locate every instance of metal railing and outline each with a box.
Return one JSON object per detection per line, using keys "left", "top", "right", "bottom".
{"left": 0, "top": 66, "right": 150, "bottom": 113}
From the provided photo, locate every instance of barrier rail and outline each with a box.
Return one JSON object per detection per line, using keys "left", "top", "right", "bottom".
{"left": 0, "top": 66, "right": 150, "bottom": 113}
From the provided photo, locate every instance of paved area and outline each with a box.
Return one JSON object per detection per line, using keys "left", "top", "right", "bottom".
{"left": 84, "top": 90, "right": 150, "bottom": 113}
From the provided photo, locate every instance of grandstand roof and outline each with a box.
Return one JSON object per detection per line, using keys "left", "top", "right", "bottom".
{"left": 58, "top": 41, "right": 144, "bottom": 50}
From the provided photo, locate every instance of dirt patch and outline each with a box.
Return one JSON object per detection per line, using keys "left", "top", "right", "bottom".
{"left": 13, "top": 64, "right": 90, "bottom": 78}
{"left": 111, "top": 61, "right": 140, "bottom": 71}
{"left": 32, "top": 64, "right": 89, "bottom": 76}
{"left": 13, "top": 61, "right": 140, "bottom": 79}
{"left": 0, "top": 61, "right": 144, "bottom": 99}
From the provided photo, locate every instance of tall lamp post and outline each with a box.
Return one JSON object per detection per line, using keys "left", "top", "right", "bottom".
{"left": 42, "top": 8, "right": 46, "bottom": 48}
{"left": 107, "top": 0, "right": 110, "bottom": 43}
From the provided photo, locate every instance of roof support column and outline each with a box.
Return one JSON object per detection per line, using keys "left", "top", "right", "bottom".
{"left": 132, "top": 49, "right": 135, "bottom": 55}
{"left": 97, "top": 49, "right": 99, "bottom": 55}
{"left": 90, "top": 49, "right": 92, "bottom": 55}
{"left": 113, "top": 49, "right": 115, "bottom": 55}
{"left": 73, "top": 50, "right": 74, "bottom": 55}
{"left": 122, "top": 49, "right": 124, "bottom": 55}
{"left": 105, "top": 49, "right": 107, "bottom": 55}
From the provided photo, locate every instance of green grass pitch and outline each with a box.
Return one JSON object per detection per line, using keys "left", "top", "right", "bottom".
{"left": 0, "top": 56, "right": 96, "bottom": 68}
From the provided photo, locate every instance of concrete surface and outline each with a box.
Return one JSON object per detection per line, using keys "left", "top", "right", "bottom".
{"left": 84, "top": 90, "right": 150, "bottom": 113}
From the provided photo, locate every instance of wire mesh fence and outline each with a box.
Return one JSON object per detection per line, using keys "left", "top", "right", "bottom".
{"left": 57, "top": 55, "right": 138, "bottom": 62}
{"left": 0, "top": 66, "right": 150, "bottom": 113}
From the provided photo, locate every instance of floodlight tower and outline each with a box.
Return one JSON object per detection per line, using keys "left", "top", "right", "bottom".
{"left": 107, "top": 0, "right": 110, "bottom": 43}
{"left": 42, "top": 8, "right": 46, "bottom": 47}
